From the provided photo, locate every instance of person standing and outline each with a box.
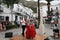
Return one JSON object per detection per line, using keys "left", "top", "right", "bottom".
{"left": 51, "top": 19, "right": 54, "bottom": 28}
{"left": 0, "top": 22, "right": 2, "bottom": 31}
{"left": 26, "top": 20, "right": 36, "bottom": 40}
{"left": 50, "top": 15, "right": 55, "bottom": 28}
{"left": 55, "top": 7, "right": 59, "bottom": 18}
{"left": 53, "top": 16, "right": 58, "bottom": 26}
{"left": 34, "top": 18, "right": 38, "bottom": 28}
{"left": 53, "top": 24, "right": 59, "bottom": 38}
{"left": 2, "top": 23, "right": 6, "bottom": 31}
{"left": 21, "top": 18, "right": 26, "bottom": 37}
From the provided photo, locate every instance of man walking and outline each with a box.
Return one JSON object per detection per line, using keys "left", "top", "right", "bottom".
{"left": 21, "top": 18, "right": 26, "bottom": 37}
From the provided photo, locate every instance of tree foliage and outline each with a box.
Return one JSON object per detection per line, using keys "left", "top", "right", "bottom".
{"left": 46, "top": 0, "right": 53, "bottom": 2}
{"left": 0, "top": 0, "right": 3, "bottom": 4}
{"left": 3, "top": 0, "right": 19, "bottom": 8}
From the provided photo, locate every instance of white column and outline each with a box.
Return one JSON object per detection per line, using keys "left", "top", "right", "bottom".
{"left": 39, "top": 7, "right": 45, "bottom": 35}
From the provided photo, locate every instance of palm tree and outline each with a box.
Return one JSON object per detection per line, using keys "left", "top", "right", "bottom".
{"left": 3, "top": 0, "right": 19, "bottom": 7}
{"left": 0, "top": 0, "right": 3, "bottom": 4}
{"left": 3, "top": 0, "right": 19, "bottom": 21}
{"left": 46, "top": 0, "right": 53, "bottom": 16}
{"left": 38, "top": 0, "right": 40, "bottom": 28}
{"left": 46, "top": 0, "right": 53, "bottom": 23}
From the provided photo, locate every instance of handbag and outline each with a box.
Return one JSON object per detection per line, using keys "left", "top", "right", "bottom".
{"left": 5, "top": 32, "right": 13, "bottom": 38}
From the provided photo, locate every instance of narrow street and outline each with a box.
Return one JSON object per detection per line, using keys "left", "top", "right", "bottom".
{"left": 0, "top": 20, "right": 60, "bottom": 40}
{"left": 0, "top": 0, "right": 60, "bottom": 40}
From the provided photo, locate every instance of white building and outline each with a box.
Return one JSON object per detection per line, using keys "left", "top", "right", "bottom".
{"left": 0, "top": 3, "right": 34, "bottom": 22}
{"left": 40, "top": 1, "right": 60, "bottom": 17}
{"left": 13, "top": 4, "right": 34, "bottom": 19}
{"left": 0, "top": 4, "right": 12, "bottom": 22}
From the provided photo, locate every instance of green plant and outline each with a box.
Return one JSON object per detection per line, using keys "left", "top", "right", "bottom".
{"left": 6, "top": 24, "right": 18, "bottom": 30}
{"left": 3, "top": 0, "right": 19, "bottom": 8}
{"left": 8, "top": 24, "right": 18, "bottom": 29}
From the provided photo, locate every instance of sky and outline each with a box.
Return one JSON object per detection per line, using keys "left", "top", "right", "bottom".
{"left": 26, "top": 0, "right": 60, "bottom": 1}
{"left": 26, "top": 0, "right": 60, "bottom": 5}
{"left": 26, "top": 0, "right": 60, "bottom": 16}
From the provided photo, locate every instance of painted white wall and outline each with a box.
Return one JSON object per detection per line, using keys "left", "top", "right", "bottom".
{"left": 18, "top": 16, "right": 20, "bottom": 21}
{"left": 13, "top": 14, "right": 15, "bottom": 21}
{"left": 0, "top": 13, "right": 11, "bottom": 21}
{"left": 40, "top": 4, "right": 60, "bottom": 17}
{"left": 0, "top": 13, "right": 20, "bottom": 21}
{"left": 1, "top": 4, "right": 34, "bottom": 22}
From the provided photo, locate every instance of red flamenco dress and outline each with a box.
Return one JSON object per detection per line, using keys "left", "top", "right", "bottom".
{"left": 26, "top": 23, "right": 36, "bottom": 39}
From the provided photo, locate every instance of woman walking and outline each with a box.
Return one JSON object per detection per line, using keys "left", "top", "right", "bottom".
{"left": 26, "top": 20, "right": 36, "bottom": 40}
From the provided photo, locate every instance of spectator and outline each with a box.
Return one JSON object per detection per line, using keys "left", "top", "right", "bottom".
{"left": 0, "top": 22, "right": 2, "bottom": 30}
{"left": 3, "top": 23, "right": 6, "bottom": 31}
{"left": 51, "top": 19, "right": 54, "bottom": 28}
{"left": 55, "top": 7, "right": 59, "bottom": 18}
{"left": 53, "top": 24, "right": 58, "bottom": 33}
{"left": 21, "top": 18, "right": 26, "bottom": 37}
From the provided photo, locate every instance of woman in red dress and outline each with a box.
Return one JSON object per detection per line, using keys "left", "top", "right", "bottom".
{"left": 26, "top": 20, "right": 36, "bottom": 39}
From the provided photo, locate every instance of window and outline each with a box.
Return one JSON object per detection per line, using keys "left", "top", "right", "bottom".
{"left": 15, "top": 16, "right": 18, "bottom": 21}
{"left": 20, "top": 9, "right": 22, "bottom": 12}
{"left": 0, "top": 16, "right": 4, "bottom": 21}
{"left": 17, "top": 8, "right": 19, "bottom": 11}
{"left": 6, "top": 16, "right": 9, "bottom": 21}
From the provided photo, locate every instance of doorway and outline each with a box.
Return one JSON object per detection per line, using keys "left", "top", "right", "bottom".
{"left": 6, "top": 16, "right": 9, "bottom": 21}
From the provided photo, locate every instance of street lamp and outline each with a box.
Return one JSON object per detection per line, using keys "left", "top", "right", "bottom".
{"left": 47, "top": 2, "right": 50, "bottom": 16}
{"left": 46, "top": 0, "right": 53, "bottom": 23}
{"left": 46, "top": 0, "right": 53, "bottom": 16}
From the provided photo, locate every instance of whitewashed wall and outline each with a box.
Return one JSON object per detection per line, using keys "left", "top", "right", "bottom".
{"left": 1, "top": 4, "right": 34, "bottom": 22}
{"left": 41, "top": 4, "right": 60, "bottom": 17}
{"left": 0, "top": 13, "right": 11, "bottom": 21}
{"left": 0, "top": 13, "right": 20, "bottom": 21}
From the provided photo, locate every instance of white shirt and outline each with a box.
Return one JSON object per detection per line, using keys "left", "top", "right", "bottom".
{"left": 52, "top": 16, "right": 55, "bottom": 19}
{"left": 21, "top": 20, "right": 26, "bottom": 25}
{"left": 53, "top": 26, "right": 57, "bottom": 29}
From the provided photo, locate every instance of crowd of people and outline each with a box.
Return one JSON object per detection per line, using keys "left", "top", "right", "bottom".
{"left": 50, "top": 8, "right": 60, "bottom": 38}
{"left": 0, "top": 18, "right": 37, "bottom": 40}
{"left": 0, "top": 8, "right": 59, "bottom": 39}
{"left": 0, "top": 20, "right": 10, "bottom": 31}
{"left": 51, "top": 15, "right": 58, "bottom": 29}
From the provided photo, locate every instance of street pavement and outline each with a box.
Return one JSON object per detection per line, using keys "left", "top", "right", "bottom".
{"left": 0, "top": 19, "right": 60, "bottom": 40}
{"left": 0, "top": 27, "right": 40, "bottom": 40}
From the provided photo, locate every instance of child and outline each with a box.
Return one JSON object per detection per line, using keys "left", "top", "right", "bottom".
{"left": 26, "top": 20, "right": 36, "bottom": 40}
